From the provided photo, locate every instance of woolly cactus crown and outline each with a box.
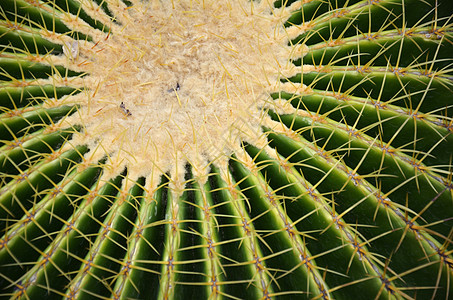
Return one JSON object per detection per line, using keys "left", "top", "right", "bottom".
{"left": 0, "top": 0, "right": 452, "bottom": 299}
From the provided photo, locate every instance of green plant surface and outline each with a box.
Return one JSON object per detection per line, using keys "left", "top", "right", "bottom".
{"left": 1, "top": 0, "right": 452, "bottom": 299}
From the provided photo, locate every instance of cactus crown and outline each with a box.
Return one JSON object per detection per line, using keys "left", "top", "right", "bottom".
{"left": 56, "top": 0, "right": 292, "bottom": 182}
{"left": 0, "top": 0, "right": 452, "bottom": 299}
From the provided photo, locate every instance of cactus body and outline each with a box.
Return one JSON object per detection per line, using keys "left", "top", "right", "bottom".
{"left": 1, "top": 0, "right": 452, "bottom": 299}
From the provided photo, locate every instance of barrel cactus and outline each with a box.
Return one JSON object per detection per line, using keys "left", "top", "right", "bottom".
{"left": 1, "top": 0, "right": 452, "bottom": 299}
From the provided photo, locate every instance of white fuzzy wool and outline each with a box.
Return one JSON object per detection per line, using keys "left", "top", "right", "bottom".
{"left": 55, "top": 0, "right": 296, "bottom": 185}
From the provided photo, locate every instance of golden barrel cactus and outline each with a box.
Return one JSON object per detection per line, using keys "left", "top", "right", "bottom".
{"left": 0, "top": 0, "right": 452, "bottom": 299}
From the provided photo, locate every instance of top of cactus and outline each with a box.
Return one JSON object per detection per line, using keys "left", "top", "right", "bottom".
{"left": 48, "top": 0, "right": 299, "bottom": 186}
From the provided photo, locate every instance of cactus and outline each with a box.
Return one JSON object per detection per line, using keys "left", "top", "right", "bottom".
{"left": 1, "top": 0, "right": 452, "bottom": 298}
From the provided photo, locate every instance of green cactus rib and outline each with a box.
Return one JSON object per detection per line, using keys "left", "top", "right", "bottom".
{"left": 1, "top": 0, "right": 453, "bottom": 299}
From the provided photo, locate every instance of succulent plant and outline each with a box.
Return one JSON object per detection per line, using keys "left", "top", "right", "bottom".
{"left": 1, "top": 0, "right": 453, "bottom": 299}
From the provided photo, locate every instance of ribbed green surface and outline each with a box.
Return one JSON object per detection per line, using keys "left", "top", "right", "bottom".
{"left": 1, "top": 0, "right": 452, "bottom": 299}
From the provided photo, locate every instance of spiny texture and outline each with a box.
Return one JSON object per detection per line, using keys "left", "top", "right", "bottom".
{"left": 0, "top": 0, "right": 452, "bottom": 299}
